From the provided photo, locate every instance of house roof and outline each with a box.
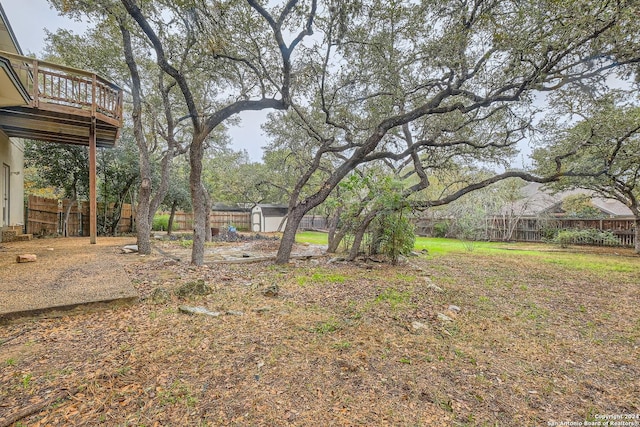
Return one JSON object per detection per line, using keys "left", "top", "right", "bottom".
{"left": 0, "top": 55, "right": 29, "bottom": 107}
{"left": 257, "top": 204, "right": 289, "bottom": 217}
{"left": 500, "top": 182, "right": 633, "bottom": 217}
{"left": 211, "top": 203, "right": 250, "bottom": 212}
{"left": 0, "top": 3, "right": 22, "bottom": 55}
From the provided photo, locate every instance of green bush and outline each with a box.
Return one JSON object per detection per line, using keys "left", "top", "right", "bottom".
{"left": 552, "top": 228, "right": 619, "bottom": 248}
{"left": 540, "top": 225, "right": 559, "bottom": 242}
{"left": 432, "top": 221, "right": 449, "bottom": 238}
{"left": 377, "top": 213, "right": 416, "bottom": 264}
{"left": 152, "top": 214, "right": 178, "bottom": 231}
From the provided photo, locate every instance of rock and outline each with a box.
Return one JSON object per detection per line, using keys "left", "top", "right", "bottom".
{"left": 225, "top": 310, "right": 244, "bottom": 316}
{"left": 121, "top": 244, "right": 138, "bottom": 254}
{"left": 437, "top": 312, "right": 454, "bottom": 322}
{"left": 262, "top": 283, "right": 279, "bottom": 297}
{"left": 447, "top": 305, "right": 461, "bottom": 312}
{"left": 175, "top": 279, "right": 212, "bottom": 297}
{"left": 178, "top": 305, "right": 221, "bottom": 317}
{"left": 16, "top": 254, "right": 37, "bottom": 263}
{"left": 411, "top": 321, "right": 428, "bottom": 330}
{"left": 151, "top": 287, "right": 171, "bottom": 304}
{"left": 426, "top": 282, "right": 444, "bottom": 293}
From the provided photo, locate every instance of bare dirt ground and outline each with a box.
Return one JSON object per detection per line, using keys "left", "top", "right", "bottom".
{"left": 0, "top": 237, "right": 138, "bottom": 317}
{"left": 0, "top": 238, "right": 639, "bottom": 426}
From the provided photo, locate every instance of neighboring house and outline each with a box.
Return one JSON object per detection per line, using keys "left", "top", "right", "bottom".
{"left": 500, "top": 182, "right": 633, "bottom": 218}
{"left": 251, "top": 204, "right": 288, "bottom": 232}
{"left": 0, "top": 2, "right": 123, "bottom": 242}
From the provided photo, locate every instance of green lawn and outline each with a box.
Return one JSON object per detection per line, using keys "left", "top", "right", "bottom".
{"left": 295, "top": 230, "right": 332, "bottom": 245}
{"left": 296, "top": 231, "right": 516, "bottom": 254}
{"left": 296, "top": 231, "right": 639, "bottom": 274}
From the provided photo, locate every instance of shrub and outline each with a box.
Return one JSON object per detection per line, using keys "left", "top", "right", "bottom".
{"left": 552, "top": 228, "right": 619, "bottom": 248}
{"left": 377, "top": 213, "right": 416, "bottom": 264}
{"left": 540, "top": 225, "right": 560, "bottom": 242}
{"left": 152, "top": 214, "right": 178, "bottom": 231}
{"left": 432, "top": 221, "right": 449, "bottom": 237}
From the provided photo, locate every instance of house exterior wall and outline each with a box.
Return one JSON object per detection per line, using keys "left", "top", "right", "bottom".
{"left": 0, "top": 131, "right": 24, "bottom": 227}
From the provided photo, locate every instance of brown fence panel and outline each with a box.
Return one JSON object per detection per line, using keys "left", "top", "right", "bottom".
{"left": 418, "top": 215, "right": 636, "bottom": 248}
{"left": 26, "top": 196, "right": 60, "bottom": 236}
{"left": 299, "top": 215, "right": 328, "bottom": 230}
{"left": 210, "top": 211, "right": 251, "bottom": 231}
{"left": 157, "top": 211, "right": 251, "bottom": 232}
{"left": 27, "top": 196, "right": 133, "bottom": 236}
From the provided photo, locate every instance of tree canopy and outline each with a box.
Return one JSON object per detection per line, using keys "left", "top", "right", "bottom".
{"left": 263, "top": 0, "right": 640, "bottom": 262}
{"left": 533, "top": 95, "right": 640, "bottom": 250}
{"left": 47, "top": 0, "right": 640, "bottom": 262}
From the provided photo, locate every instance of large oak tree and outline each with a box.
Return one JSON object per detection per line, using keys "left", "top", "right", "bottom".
{"left": 262, "top": 0, "right": 640, "bottom": 263}
{"left": 533, "top": 96, "right": 640, "bottom": 252}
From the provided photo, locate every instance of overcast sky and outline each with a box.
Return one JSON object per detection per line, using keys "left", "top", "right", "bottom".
{"left": 2, "top": 0, "right": 268, "bottom": 162}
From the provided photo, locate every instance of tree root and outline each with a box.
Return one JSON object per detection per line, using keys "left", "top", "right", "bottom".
{"left": 0, "top": 386, "right": 81, "bottom": 427}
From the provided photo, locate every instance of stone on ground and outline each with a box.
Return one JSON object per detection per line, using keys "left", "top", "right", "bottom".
{"left": 175, "top": 279, "right": 212, "bottom": 297}
{"left": 16, "top": 254, "right": 37, "bottom": 263}
{"left": 178, "top": 305, "right": 221, "bottom": 317}
{"left": 121, "top": 244, "right": 139, "bottom": 254}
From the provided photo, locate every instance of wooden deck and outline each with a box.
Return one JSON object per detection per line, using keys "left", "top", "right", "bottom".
{"left": 0, "top": 50, "right": 122, "bottom": 147}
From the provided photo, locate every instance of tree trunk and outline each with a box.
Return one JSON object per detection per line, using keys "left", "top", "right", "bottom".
{"left": 327, "top": 228, "right": 347, "bottom": 253}
{"left": 121, "top": 23, "right": 153, "bottom": 254}
{"left": 277, "top": 213, "right": 289, "bottom": 232}
{"left": 326, "top": 206, "right": 343, "bottom": 253}
{"left": 190, "top": 137, "right": 207, "bottom": 265}
{"left": 167, "top": 200, "right": 178, "bottom": 236}
{"left": 204, "top": 190, "right": 212, "bottom": 243}
{"left": 63, "top": 196, "right": 76, "bottom": 237}
{"left": 348, "top": 211, "right": 377, "bottom": 261}
{"left": 137, "top": 178, "right": 152, "bottom": 254}
{"left": 275, "top": 207, "right": 307, "bottom": 264}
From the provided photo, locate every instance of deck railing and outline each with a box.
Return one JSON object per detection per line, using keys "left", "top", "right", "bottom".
{"left": 0, "top": 50, "right": 123, "bottom": 124}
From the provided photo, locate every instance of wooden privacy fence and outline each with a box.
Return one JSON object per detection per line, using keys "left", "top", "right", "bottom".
{"left": 485, "top": 216, "right": 636, "bottom": 247}
{"left": 26, "top": 196, "right": 133, "bottom": 236}
{"left": 26, "top": 197, "right": 332, "bottom": 236}
{"left": 162, "top": 211, "right": 328, "bottom": 232}
{"left": 161, "top": 211, "right": 252, "bottom": 232}
{"left": 299, "top": 215, "right": 328, "bottom": 230}
{"left": 416, "top": 215, "right": 637, "bottom": 247}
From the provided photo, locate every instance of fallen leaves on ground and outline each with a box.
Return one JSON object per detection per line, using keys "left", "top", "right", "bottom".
{"left": 1, "top": 242, "right": 639, "bottom": 426}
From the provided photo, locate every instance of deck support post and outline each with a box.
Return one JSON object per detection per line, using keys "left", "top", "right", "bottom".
{"left": 89, "top": 117, "right": 97, "bottom": 244}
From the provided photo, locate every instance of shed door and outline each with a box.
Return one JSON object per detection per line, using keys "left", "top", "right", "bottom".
{"left": 252, "top": 212, "right": 262, "bottom": 232}
{"left": 2, "top": 164, "right": 9, "bottom": 227}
